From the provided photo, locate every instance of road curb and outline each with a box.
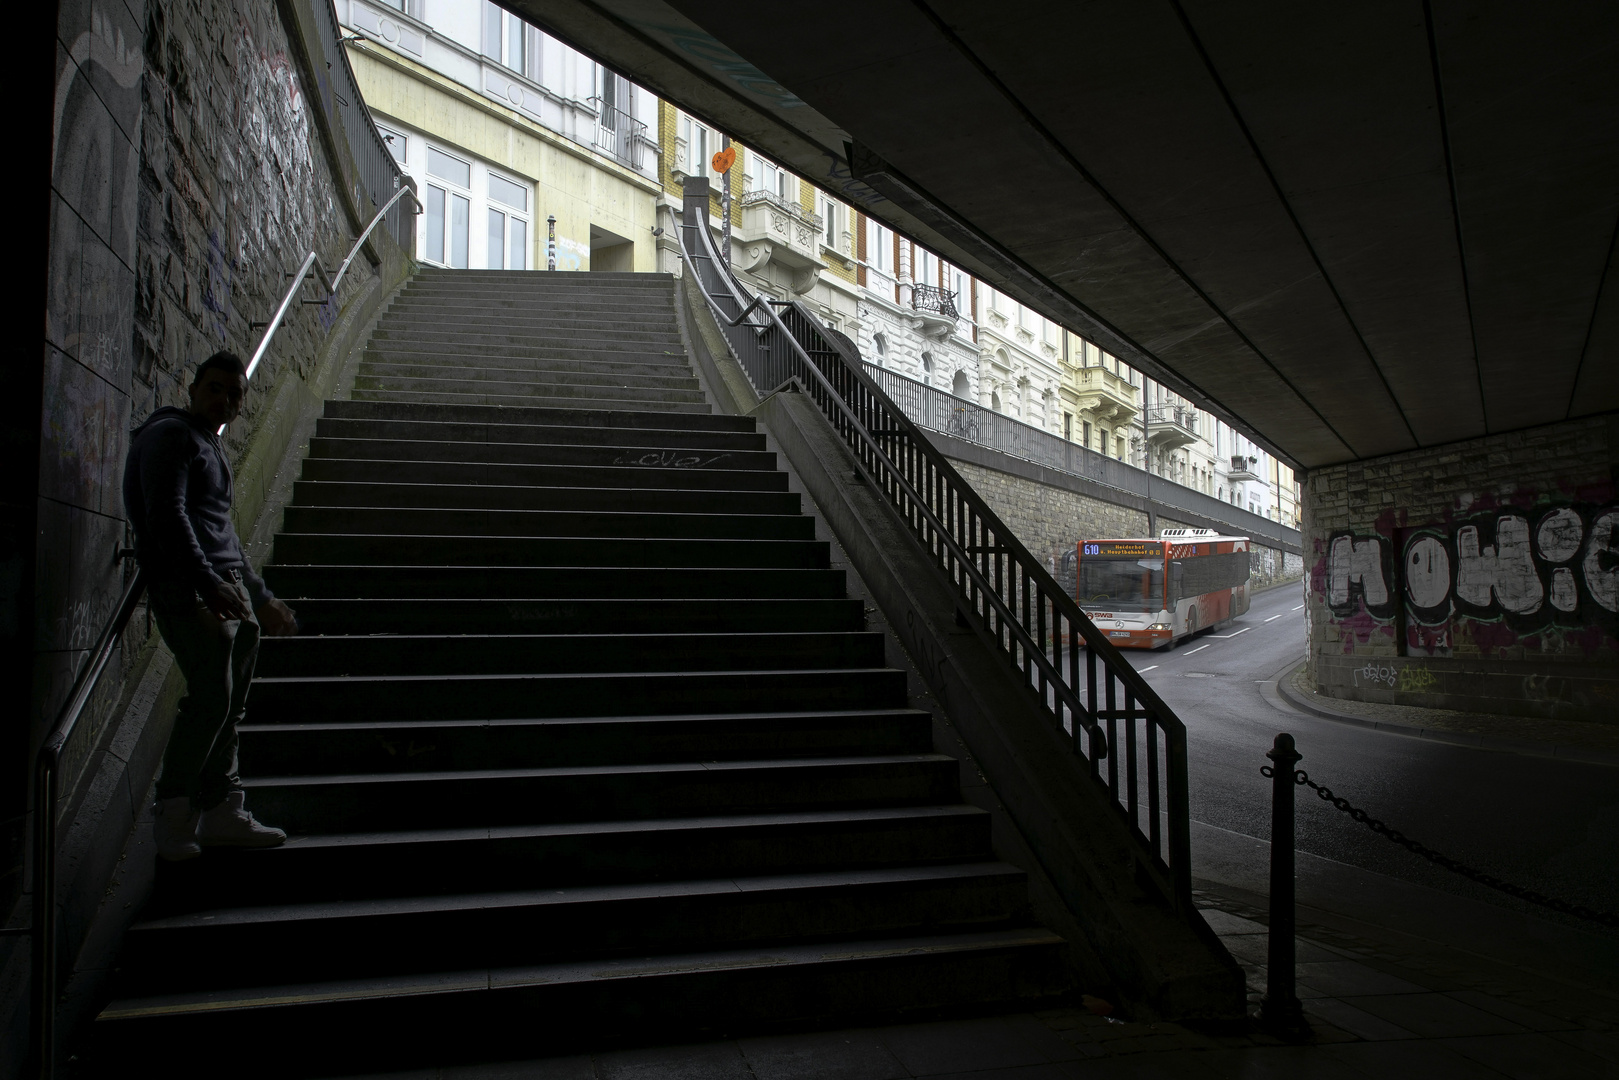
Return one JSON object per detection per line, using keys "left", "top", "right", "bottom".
{"left": 1274, "top": 661, "right": 1619, "bottom": 768}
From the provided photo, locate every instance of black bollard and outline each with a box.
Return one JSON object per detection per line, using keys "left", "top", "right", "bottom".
{"left": 1261, "top": 732, "right": 1308, "bottom": 1036}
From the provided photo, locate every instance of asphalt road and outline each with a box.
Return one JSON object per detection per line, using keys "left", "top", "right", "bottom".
{"left": 1134, "top": 582, "right": 1619, "bottom": 932}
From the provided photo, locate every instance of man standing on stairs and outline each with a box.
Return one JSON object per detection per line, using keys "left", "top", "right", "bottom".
{"left": 123, "top": 352, "right": 299, "bottom": 862}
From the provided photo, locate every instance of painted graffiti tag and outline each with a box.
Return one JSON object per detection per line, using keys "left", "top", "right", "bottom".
{"left": 1327, "top": 506, "right": 1619, "bottom": 622}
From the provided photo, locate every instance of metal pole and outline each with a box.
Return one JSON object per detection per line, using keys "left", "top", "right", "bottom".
{"left": 1261, "top": 732, "right": 1308, "bottom": 1036}
{"left": 547, "top": 215, "right": 556, "bottom": 272}
{"left": 720, "top": 135, "right": 731, "bottom": 268}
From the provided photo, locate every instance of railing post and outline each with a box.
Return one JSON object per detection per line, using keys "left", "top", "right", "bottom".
{"left": 1262, "top": 732, "right": 1308, "bottom": 1036}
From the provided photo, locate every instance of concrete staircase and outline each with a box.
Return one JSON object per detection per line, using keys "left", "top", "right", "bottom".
{"left": 92, "top": 270, "right": 1070, "bottom": 1074}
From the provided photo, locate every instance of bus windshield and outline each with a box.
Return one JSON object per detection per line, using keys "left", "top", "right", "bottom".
{"left": 1076, "top": 557, "right": 1164, "bottom": 611}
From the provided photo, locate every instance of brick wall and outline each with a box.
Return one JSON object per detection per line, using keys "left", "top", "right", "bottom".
{"left": 1304, "top": 413, "right": 1619, "bottom": 721}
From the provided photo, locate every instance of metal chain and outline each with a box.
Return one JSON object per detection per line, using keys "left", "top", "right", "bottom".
{"left": 1267, "top": 766, "right": 1619, "bottom": 928}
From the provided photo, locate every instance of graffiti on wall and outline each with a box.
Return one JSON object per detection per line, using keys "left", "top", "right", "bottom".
{"left": 1318, "top": 503, "right": 1619, "bottom": 657}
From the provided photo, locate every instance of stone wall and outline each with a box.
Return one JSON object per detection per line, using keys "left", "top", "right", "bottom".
{"left": 1304, "top": 413, "right": 1619, "bottom": 721}
{"left": 952, "top": 458, "right": 1303, "bottom": 601}
{"left": 7, "top": 0, "right": 411, "bottom": 1067}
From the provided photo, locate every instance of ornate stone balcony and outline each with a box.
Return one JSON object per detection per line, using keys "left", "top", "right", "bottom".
{"left": 1145, "top": 403, "right": 1199, "bottom": 450}
{"left": 735, "top": 190, "right": 824, "bottom": 292}
{"left": 910, "top": 283, "right": 959, "bottom": 337}
{"left": 1069, "top": 366, "right": 1137, "bottom": 426}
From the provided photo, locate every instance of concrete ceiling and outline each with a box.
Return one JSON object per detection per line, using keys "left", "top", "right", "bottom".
{"left": 506, "top": 0, "right": 1619, "bottom": 470}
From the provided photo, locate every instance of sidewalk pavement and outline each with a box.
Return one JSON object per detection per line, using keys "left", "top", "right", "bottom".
{"left": 323, "top": 871, "right": 1619, "bottom": 1080}
{"left": 1278, "top": 663, "right": 1619, "bottom": 768}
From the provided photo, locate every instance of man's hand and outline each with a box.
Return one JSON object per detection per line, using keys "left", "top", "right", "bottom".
{"left": 200, "top": 579, "right": 252, "bottom": 621}
{"left": 256, "top": 598, "right": 299, "bottom": 637}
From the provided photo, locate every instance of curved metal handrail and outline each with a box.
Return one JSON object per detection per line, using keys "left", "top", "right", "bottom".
{"left": 669, "top": 195, "right": 1193, "bottom": 914}
{"left": 246, "top": 184, "right": 418, "bottom": 382}
{"left": 670, "top": 207, "right": 1105, "bottom": 752}
{"left": 23, "top": 184, "right": 417, "bottom": 1080}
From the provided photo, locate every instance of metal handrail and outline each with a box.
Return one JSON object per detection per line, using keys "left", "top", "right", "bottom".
{"left": 22, "top": 187, "right": 417, "bottom": 1080}
{"left": 671, "top": 191, "right": 1193, "bottom": 916}
{"left": 246, "top": 184, "right": 418, "bottom": 382}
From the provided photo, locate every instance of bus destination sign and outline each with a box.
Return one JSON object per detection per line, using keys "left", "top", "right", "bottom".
{"left": 1083, "top": 541, "right": 1162, "bottom": 558}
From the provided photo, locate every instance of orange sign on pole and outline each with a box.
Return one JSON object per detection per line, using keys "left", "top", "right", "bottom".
{"left": 711, "top": 146, "right": 736, "bottom": 174}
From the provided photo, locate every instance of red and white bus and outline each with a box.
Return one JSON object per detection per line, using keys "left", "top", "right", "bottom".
{"left": 1074, "top": 529, "right": 1251, "bottom": 649}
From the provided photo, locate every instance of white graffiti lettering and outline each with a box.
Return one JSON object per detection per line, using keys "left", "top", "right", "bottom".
{"left": 1329, "top": 535, "right": 1388, "bottom": 610}
{"left": 1456, "top": 515, "right": 1542, "bottom": 614}
{"left": 1405, "top": 535, "right": 1450, "bottom": 609}
{"left": 1582, "top": 510, "right": 1619, "bottom": 613}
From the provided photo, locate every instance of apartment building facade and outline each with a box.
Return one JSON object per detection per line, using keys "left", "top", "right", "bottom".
{"left": 341, "top": 0, "right": 1300, "bottom": 528}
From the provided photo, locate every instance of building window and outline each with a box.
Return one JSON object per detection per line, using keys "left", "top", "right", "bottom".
{"left": 872, "top": 332, "right": 887, "bottom": 362}
{"left": 425, "top": 146, "right": 472, "bottom": 268}
{"left": 915, "top": 247, "right": 937, "bottom": 286}
{"left": 1082, "top": 420, "right": 1091, "bottom": 448}
{"left": 752, "top": 152, "right": 789, "bottom": 199}
{"left": 681, "top": 115, "right": 717, "bottom": 178}
{"left": 482, "top": 2, "right": 531, "bottom": 77}
{"left": 820, "top": 194, "right": 837, "bottom": 248}
{"left": 1064, "top": 413, "right": 1072, "bottom": 441}
{"left": 868, "top": 221, "right": 890, "bottom": 272}
{"left": 377, "top": 124, "right": 407, "bottom": 164}
{"left": 921, "top": 350, "right": 933, "bottom": 373}
{"left": 952, "top": 370, "right": 969, "bottom": 398}
{"left": 486, "top": 172, "right": 530, "bottom": 270}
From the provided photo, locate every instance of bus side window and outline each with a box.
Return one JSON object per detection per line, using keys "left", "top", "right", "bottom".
{"left": 1170, "top": 562, "right": 1184, "bottom": 603}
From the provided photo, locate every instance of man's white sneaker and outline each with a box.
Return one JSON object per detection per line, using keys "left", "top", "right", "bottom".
{"left": 153, "top": 796, "right": 201, "bottom": 862}
{"left": 196, "top": 791, "right": 287, "bottom": 848}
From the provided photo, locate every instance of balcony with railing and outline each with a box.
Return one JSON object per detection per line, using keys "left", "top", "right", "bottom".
{"left": 1228, "top": 454, "right": 1262, "bottom": 483}
{"left": 910, "top": 283, "right": 960, "bottom": 337}
{"left": 1068, "top": 365, "right": 1138, "bottom": 426}
{"left": 1145, "top": 403, "right": 1199, "bottom": 450}
{"left": 734, "top": 190, "right": 825, "bottom": 291}
{"left": 587, "top": 95, "right": 647, "bottom": 171}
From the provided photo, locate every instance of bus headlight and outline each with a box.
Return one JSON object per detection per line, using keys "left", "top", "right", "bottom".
{"left": 1148, "top": 623, "right": 1170, "bottom": 631}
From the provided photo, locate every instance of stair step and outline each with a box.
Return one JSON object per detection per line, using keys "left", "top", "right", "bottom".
{"left": 357, "top": 355, "right": 695, "bottom": 381}
{"left": 322, "top": 398, "right": 752, "bottom": 431}
{"left": 314, "top": 415, "right": 766, "bottom": 451}
{"left": 308, "top": 435, "right": 776, "bottom": 471}
{"left": 372, "top": 324, "right": 685, "bottom": 348}
{"left": 248, "top": 668, "right": 909, "bottom": 724}
{"left": 144, "top": 805, "right": 995, "bottom": 910}
{"left": 256, "top": 631, "right": 884, "bottom": 677}
{"left": 272, "top": 533, "right": 825, "bottom": 569}
{"left": 289, "top": 480, "right": 798, "bottom": 515}
{"left": 273, "top": 596, "right": 859, "bottom": 635}
{"left": 238, "top": 706, "right": 932, "bottom": 773}
{"left": 299, "top": 456, "right": 789, "bottom": 491}
{"left": 378, "top": 312, "right": 681, "bottom": 335}
{"left": 243, "top": 753, "right": 960, "bottom": 833}
{"left": 280, "top": 506, "right": 813, "bottom": 541}
{"left": 116, "top": 863, "right": 1029, "bottom": 996}
{"left": 261, "top": 565, "right": 844, "bottom": 600}
{"left": 363, "top": 340, "right": 690, "bottom": 365}
{"left": 351, "top": 387, "right": 713, "bottom": 413}
{"left": 385, "top": 298, "right": 678, "bottom": 319}
{"left": 93, "top": 928, "right": 1069, "bottom": 1077}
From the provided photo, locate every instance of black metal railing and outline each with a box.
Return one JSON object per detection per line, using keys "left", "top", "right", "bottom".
{"left": 311, "top": 0, "right": 411, "bottom": 249}
{"left": 673, "top": 184, "right": 1193, "bottom": 915}
{"left": 911, "top": 282, "right": 959, "bottom": 321}
{"left": 588, "top": 95, "right": 647, "bottom": 171}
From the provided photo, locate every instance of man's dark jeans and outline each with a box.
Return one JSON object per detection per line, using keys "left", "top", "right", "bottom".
{"left": 150, "top": 573, "right": 261, "bottom": 810}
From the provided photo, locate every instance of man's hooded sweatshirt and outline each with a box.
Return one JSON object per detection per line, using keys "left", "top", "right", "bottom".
{"left": 122, "top": 406, "right": 274, "bottom": 607}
